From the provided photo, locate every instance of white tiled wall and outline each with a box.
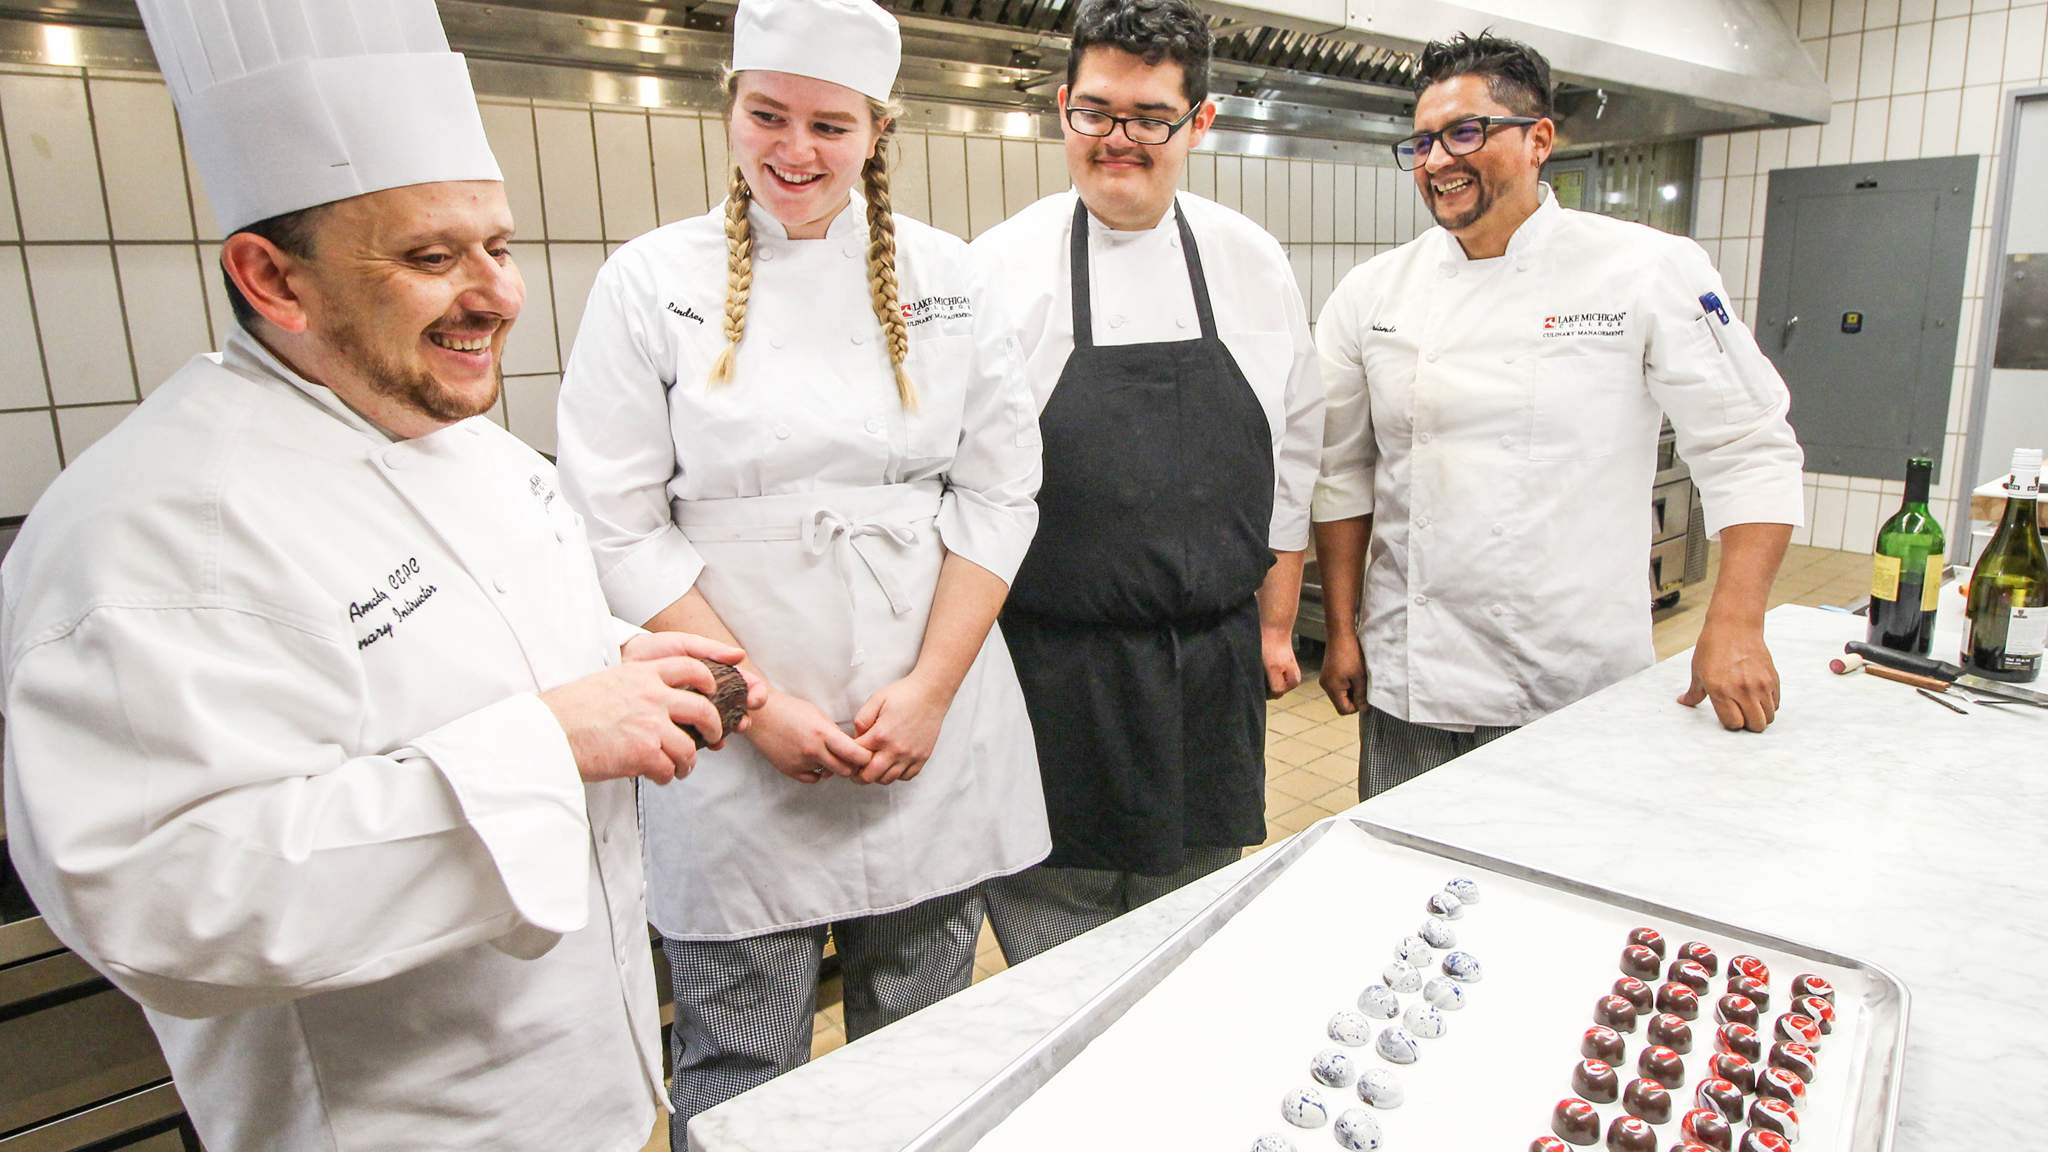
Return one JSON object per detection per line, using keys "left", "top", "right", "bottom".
{"left": 0, "top": 60, "right": 1420, "bottom": 519}
{"left": 1702, "top": 0, "right": 2047, "bottom": 552}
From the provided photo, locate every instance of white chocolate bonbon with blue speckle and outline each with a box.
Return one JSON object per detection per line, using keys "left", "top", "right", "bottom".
{"left": 1334, "top": 1109, "right": 1384, "bottom": 1150}
{"left": 1356, "top": 984, "right": 1400, "bottom": 1019}
{"left": 1392, "top": 935, "right": 1435, "bottom": 968}
{"left": 1327, "top": 1009, "right": 1374, "bottom": 1046}
{"left": 1374, "top": 1026, "right": 1421, "bottom": 1064}
{"left": 1381, "top": 959, "right": 1422, "bottom": 993}
{"left": 1402, "top": 1001, "right": 1447, "bottom": 1039}
{"left": 1418, "top": 916, "right": 1456, "bottom": 949}
{"left": 1355, "top": 1068, "right": 1404, "bottom": 1109}
{"left": 1441, "top": 950, "right": 1483, "bottom": 983}
{"left": 1280, "top": 1087, "right": 1329, "bottom": 1128}
{"left": 1310, "top": 1047, "right": 1358, "bottom": 1088}
{"left": 1423, "top": 976, "right": 1467, "bottom": 1011}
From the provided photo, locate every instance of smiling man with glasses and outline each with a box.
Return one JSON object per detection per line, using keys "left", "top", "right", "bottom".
{"left": 1312, "top": 32, "right": 1806, "bottom": 799}
{"left": 969, "top": 0, "right": 1323, "bottom": 964}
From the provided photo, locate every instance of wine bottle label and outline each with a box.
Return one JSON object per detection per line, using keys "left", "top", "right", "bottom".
{"left": 2010, "top": 606, "right": 2048, "bottom": 660}
{"left": 1870, "top": 554, "right": 1901, "bottom": 601}
{"left": 1921, "top": 555, "right": 1943, "bottom": 612}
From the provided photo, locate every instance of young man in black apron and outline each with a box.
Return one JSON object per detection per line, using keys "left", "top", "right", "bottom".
{"left": 968, "top": 0, "right": 1325, "bottom": 961}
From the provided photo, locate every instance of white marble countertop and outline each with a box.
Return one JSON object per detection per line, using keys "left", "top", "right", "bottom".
{"left": 692, "top": 598, "right": 2043, "bottom": 1150}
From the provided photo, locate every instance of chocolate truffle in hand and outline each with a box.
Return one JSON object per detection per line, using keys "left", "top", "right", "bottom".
{"left": 1595, "top": 994, "right": 1639, "bottom": 1033}
{"left": 1656, "top": 982, "right": 1701, "bottom": 1020}
{"left": 1637, "top": 1044, "right": 1685, "bottom": 1089}
{"left": 1668, "top": 959, "right": 1712, "bottom": 994}
{"left": 1622, "top": 1077, "right": 1673, "bottom": 1125}
{"left": 690, "top": 659, "right": 752, "bottom": 748}
{"left": 1605, "top": 1116, "right": 1657, "bottom": 1152}
{"left": 1627, "top": 927, "right": 1668, "bottom": 958}
{"left": 1622, "top": 945, "right": 1663, "bottom": 980}
{"left": 1613, "top": 977, "right": 1655, "bottom": 1014}
{"left": 1707, "top": 1053, "right": 1757, "bottom": 1094}
{"left": 1769, "top": 1037, "right": 1818, "bottom": 1082}
{"left": 1796, "top": 995, "right": 1836, "bottom": 1036}
{"left": 1790, "top": 974, "right": 1834, "bottom": 1003}
{"left": 1679, "top": 1107, "right": 1733, "bottom": 1151}
{"left": 1715, "top": 1022, "right": 1761, "bottom": 1062}
{"left": 1727, "top": 975, "right": 1771, "bottom": 1012}
{"left": 1695, "top": 1077, "right": 1744, "bottom": 1122}
{"left": 1756, "top": 1065, "right": 1808, "bottom": 1106}
{"left": 1648, "top": 1012, "right": 1694, "bottom": 1054}
{"left": 1678, "top": 941, "right": 1720, "bottom": 977}
{"left": 1774, "top": 1014, "right": 1821, "bottom": 1048}
{"left": 1729, "top": 954, "right": 1770, "bottom": 985}
{"left": 1714, "top": 994, "right": 1759, "bottom": 1028}
{"left": 1748, "top": 1097, "right": 1800, "bottom": 1142}
{"left": 1739, "top": 1132, "right": 1792, "bottom": 1152}
{"left": 1551, "top": 1099, "right": 1601, "bottom": 1147}
{"left": 1572, "top": 1058, "right": 1620, "bottom": 1103}
{"left": 1582, "top": 1024, "right": 1626, "bottom": 1063}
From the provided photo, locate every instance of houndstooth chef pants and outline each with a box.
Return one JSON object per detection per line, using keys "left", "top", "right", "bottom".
{"left": 662, "top": 889, "right": 982, "bottom": 1150}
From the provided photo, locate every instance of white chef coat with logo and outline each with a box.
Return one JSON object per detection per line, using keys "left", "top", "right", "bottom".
{"left": 0, "top": 330, "right": 662, "bottom": 1152}
{"left": 969, "top": 190, "right": 1324, "bottom": 552}
{"left": 555, "top": 198, "right": 1049, "bottom": 940}
{"left": 1312, "top": 187, "right": 1805, "bottom": 728}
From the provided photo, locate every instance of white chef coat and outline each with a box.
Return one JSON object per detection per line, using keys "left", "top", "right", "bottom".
{"left": 969, "top": 190, "right": 1324, "bottom": 552}
{"left": 1312, "top": 185, "right": 1805, "bottom": 728}
{"left": 555, "top": 197, "right": 1050, "bottom": 940}
{"left": 0, "top": 330, "right": 662, "bottom": 1152}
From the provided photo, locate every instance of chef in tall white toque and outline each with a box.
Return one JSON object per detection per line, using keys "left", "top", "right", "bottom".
{"left": 0, "top": 2, "right": 758, "bottom": 1149}
{"left": 553, "top": 0, "right": 1048, "bottom": 1142}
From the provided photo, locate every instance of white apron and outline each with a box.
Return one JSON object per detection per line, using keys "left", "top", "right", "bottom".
{"left": 644, "top": 481, "right": 1047, "bottom": 939}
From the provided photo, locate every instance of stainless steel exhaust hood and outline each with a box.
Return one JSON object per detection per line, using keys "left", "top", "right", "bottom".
{"left": 0, "top": 0, "right": 1826, "bottom": 153}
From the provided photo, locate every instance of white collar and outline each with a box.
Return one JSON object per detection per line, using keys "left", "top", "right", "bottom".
{"left": 736, "top": 190, "right": 871, "bottom": 243}
{"left": 1438, "top": 181, "right": 1558, "bottom": 270}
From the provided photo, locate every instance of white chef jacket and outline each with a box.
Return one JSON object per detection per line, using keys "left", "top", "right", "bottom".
{"left": 555, "top": 197, "right": 1050, "bottom": 939}
{"left": 969, "top": 190, "right": 1324, "bottom": 552}
{"left": 1312, "top": 185, "right": 1805, "bottom": 728}
{"left": 0, "top": 330, "right": 662, "bottom": 1151}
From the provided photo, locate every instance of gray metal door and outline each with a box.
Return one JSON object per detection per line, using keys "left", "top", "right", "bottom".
{"left": 1754, "top": 156, "right": 1976, "bottom": 477}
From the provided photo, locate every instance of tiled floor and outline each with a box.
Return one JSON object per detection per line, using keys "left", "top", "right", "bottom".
{"left": 642, "top": 542, "right": 1869, "bottom": 1151}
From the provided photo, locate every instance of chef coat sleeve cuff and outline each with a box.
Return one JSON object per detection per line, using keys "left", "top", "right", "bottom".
{"left": 595, "top": 523, "right": 706, "bottom": 629}
{"left": 1700, "top": 474, "right": 1807, "bottom": 539}
{"left": 936, "top": 487, "right": 1036, "bottom": 586}
{"left": 408, "top": 693, "right": 592, "bottom": 937}
{"left": 608, "top": 615, "right": 649, "bottom": 653}
{"left": 1312, "top": 469, "right": 1376, "bottom": 521}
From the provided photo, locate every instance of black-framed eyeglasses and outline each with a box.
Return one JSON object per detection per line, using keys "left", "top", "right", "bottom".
{"left": 1392, "top": 115, "right": 1541, "bottom": 170}
{"left": 1064, "top": 103, "right": 1200, "bottom": 146}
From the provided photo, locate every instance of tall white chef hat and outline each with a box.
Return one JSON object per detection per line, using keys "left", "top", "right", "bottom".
{"left": 731, "top": 0, "right": 902, "bottom": 103}
{"left": 136, "top": 0, "right": 502, "bottom": 235}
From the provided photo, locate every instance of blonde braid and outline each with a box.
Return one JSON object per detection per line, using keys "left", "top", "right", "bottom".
{"left": 863, "top": 138, "right": 917, "bottom": 411}
{"left": 707, "top": 166, "right": 754, "bottom": 387}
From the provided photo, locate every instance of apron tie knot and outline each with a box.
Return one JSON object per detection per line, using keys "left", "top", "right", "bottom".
{"left": 802, "top": 507, "right": 922, "bottom": 666}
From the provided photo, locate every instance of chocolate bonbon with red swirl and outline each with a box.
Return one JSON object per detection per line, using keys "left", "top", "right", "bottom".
{"left": 1647, "top": 1011, "right": 1693, "bottom": 1054}
{"left": 1604, "top": 1115, "right": 1656, "bottom": 1152}
{"left": 1695, "top": 1077, "right": 1744, "bottom": 1122}
{"left": 1756, "top": 1065, "right": 1808, "bottom": 1106}
{"left": 1790, "top": 973, "right": 1834, "bottom": 1003}
{"left": 1679, "top": 1106, "right": 1733, "bottom": 1151}
{"left": 1595, "top": 994, "right": 1639, "bottom": 1033}
{"left": 1727, "top": 975, "right": 1772, "bottom": 1012}
{"left": 1612, "top": 976, "right": 1654, "bottom": 1014}
{"left": 1621, "top": 1077, "right": 1673, "bottom": 1124}
{"left": 1707, "top": 1052, "right": 1757, "bottom": 1093}
{"left": 1582, "top": 1024, "right": 1626, "bottom": 1064}
{"left": 1551, "top": 1098, "right": 1601, "bottom": 1146}
{"left": 1738, "top": 1132, "right": 1792, "bottom": 1152}
{"left": 1620, "top": 945, "right": 1663, "bottom": 981}
{"left": 1668, "top": 959, "right": 1712, "bottom": 994}
{"left": 1748, "top": 1097, "right": 1800, "bottom": 1142}
{"left": 1714, "top": 1022, "right": 1762, "bottom": 1062}
{"left": 1728, "top": 954, "right": 1770, "bottom": 984}
{"left": 1773, "top": 1012, "right": 1821, "bottom": 1047}
{"left": 1656, "top": 982, "right": 1701, "bottom": 1020}
{"left": 1796, "top": 995, "right": 1836, "bottom": 1036}
{"left": 1626, "top": 927, "right": 1667, "bottom": 958}
{"left": 1770, "top": 1040, "right": 1819, "bottom": 1084}
{"left": 1677, "top": 941, "right": 1720, "bottom": 977}
{"left": 1714, "top": 994, "right": 1758, "bottom": 1028}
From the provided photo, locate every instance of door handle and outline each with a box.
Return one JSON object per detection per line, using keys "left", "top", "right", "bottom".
{"left": 1781, "top": 315, "right": 1800, "bottom": 351}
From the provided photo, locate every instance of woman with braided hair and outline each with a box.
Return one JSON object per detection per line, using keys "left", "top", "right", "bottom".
{"left": 554, "top": 0, "right": 1047, "bottom": 1141}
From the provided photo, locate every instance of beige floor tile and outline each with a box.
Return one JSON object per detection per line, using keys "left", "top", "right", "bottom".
{"left": 1299, "top": 750, "right": 1357, "bottom": 784}
{"left": 1310, "top": 784, "right": 1357, "bottom": 815}
{"left": 811, "top": 1027, "right": 846, "bottom": 1060}
{"left": 1265, "top": 736, "right": 1320, "bottom": 768}
{"left": 1272, "top": 804, "right": 1323, "bottom": 834}
{"left": 1284, "top": 696, "right": 1342, "bottom": 723}
{"left": 1267, "top": 767, "right": 1327, "bottom": 802}
{"left": 1265, "top": 708, "right": 1316, "bottom": 736}
{"left": 1295, "top": 721, "right": 1360, "bottom": 753}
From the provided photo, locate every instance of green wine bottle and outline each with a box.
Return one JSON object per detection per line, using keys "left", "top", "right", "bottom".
{"left": 1963, "top": 448, "right": 2048, "bottom": 682}
{"left": 1868, "top": 457, "right": 1945, "bottom": 655}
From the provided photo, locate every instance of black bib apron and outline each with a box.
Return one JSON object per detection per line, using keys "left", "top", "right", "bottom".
{"left": 1002, "top": 198, "right": 1276, "bottom": 875}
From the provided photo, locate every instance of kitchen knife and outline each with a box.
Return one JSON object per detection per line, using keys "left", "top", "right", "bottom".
{"left": 1844, "top": 642, "right": 2048, "bottom": 707}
